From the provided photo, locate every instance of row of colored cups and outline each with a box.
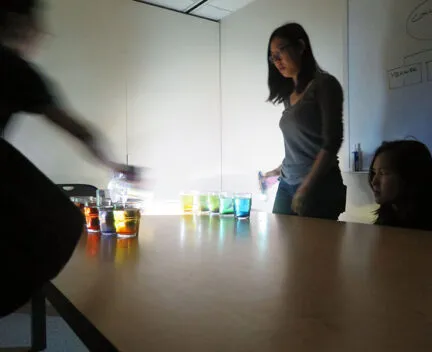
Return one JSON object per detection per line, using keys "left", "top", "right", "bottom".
{"left": 180, "top": 191, "right": 252, "bottom": 219}
{"left": 71, "top": 191, "right": 141, "bottom": 238}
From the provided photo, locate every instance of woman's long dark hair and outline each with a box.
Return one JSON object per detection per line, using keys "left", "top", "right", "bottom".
{"left": 0, "top": 0, "right": 38, "bottom": 39}
{"left": 369, "top": 140, "right": 432, "bottom": 230}
{"left": 267, "top": 23, "right": 322, "bottom": 104}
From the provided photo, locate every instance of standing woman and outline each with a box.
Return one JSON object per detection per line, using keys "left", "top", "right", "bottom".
{"left": 261, "top": 23, "right": 346, "bottom": 219}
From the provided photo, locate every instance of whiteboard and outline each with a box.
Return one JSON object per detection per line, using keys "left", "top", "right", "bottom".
{"left": 348, "top": 0, "right": 432, "bottom": 168}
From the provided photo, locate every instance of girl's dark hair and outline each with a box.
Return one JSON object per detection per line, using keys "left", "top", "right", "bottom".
{"left": 369, "top": 140, "right": 432, "bottom": 230}
{"left": 267, "top": 23, "right": 322, "bottom": 104}
{"left": 0, "top": 0, "right": 38, "bottom": 35}
{"left": 0, "top": 0, "right": 37, "bottom": 14}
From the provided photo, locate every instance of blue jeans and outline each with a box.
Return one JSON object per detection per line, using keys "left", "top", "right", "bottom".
{"left": 273, "top": 169, "right": 346, "bottom": 220}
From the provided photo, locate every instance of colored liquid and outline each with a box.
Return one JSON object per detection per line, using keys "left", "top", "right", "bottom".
{"left": 101, "top": 236, "right": 116, "bottom": 262}
{"left": 181, "top": 194, "right": 195, "bottom": 213}
{"left": 234, "top": 197, "right": 252, "bottom": 218}
{"left": 86, "top": 233, "right": 100, "bottom": 258}
{"left": 98, "top": 208, "right": 116, "bottom": 234}
{"left": 115, "top": 238, "right": 138, "bottom": 264}
{"left": 73, "top": 201, "right": 85, "bottom": 213}
{"left": 208, "top": 195, "right": 220, "bottom": 213}
{"left": 84, "top": 205, "right": 100, "bottom": 232}
{"left": 114, "top": 208, "right": 141, "bottom": 237}
{"left": 199, "top": 194, "right": 209, "bottom": 212}
{"left": 219, "top": 197, "right": 234, "bottom": 215}
{"left": 235, "top": 219, "right": 250, "bottom": 237}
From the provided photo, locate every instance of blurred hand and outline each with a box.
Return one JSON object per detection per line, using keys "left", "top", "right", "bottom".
{"left": 291, "top": 185, "right": 309, "bottom": 215}
{"left": 263, "top": 170, "right": 277, "bottom": 178}
{"left": 108, "top": 163, "right": 142, "bottom": 181}
{"left": 261, "top": 171, "right": 279, "bottom": 185}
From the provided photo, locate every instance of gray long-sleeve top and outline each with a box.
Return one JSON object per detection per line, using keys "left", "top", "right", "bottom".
{"left": 280, "top": 72, "right": 344, "bottom": 185}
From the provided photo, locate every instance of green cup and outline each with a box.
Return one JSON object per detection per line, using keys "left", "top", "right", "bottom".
{"left": 207, "top": 192, "right": 220, "bottom": 213}
{"left": 219, "top": 192, "right": 234, "bottom": 215}
{"left": 198, "top": 193, "right": 209, "bottom": 213}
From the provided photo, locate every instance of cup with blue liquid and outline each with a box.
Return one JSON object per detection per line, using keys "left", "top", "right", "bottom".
{"left": 233, "top": 193, "right": 252, "bottom": 219}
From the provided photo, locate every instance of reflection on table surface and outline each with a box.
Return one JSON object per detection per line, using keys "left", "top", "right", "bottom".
{"left": 54, "top": 213, "right": 432, "bottom": 352}
{"left": 85, "top": 233, "right": 139, "bottom": 265}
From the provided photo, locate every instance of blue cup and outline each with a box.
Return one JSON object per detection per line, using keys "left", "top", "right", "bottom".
{"left": 233, "top": 193, "right": 252, "bottom": 219}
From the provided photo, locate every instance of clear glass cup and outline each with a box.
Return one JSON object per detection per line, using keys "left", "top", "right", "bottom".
{"left": 96, "top": 189, "right": 112, "bottom": 207}
{"left": 208, "top": 191, "right": 220, "bottom": 213}
{"left": 98, "top": 206, "right": 116, "bottom": 235}
{"left": 219, "top": 192, "right": 234, "bottom": 215}
{"left": 198, "top": 192, "right": 209, "bottom": 213}
{"left": 84, "top": 197, "right": 100, "bottom": 233}
{"left": 113, "top": 204, "right": 141, "bottom": 238}
{"left": 70, "top": 196, "right": 89, "bottom": 214}
{"left": 180, "top": 191, "right": 198, "bottom": 213}
{"left": 233, "top": 193, "right": 252, "bottom": 219}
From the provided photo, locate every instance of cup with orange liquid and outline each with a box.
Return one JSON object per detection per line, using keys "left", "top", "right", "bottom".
{"left": 113, "top": 203, "right": 141, "bottom": 238}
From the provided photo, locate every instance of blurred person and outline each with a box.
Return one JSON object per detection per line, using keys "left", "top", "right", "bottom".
{"left": 0, "top": 0, "right": 125, "bottom": 171}
{"left": 0, "top": 0, "right": 136, "bottom": 317}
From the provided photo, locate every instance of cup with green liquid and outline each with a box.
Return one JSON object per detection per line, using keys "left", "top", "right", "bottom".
{"left": 207, "top": 191, "right": 220, "bottom": 214}
{"left": 198, "top": 193, "right": 209, "bottom": 213}
{"left": 219, "top": 192, "right": 234, "bottom": 216}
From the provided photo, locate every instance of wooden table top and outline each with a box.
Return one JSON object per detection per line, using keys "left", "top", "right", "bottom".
{"left": 52, "top": 212, "right": 432, "bottom": 351}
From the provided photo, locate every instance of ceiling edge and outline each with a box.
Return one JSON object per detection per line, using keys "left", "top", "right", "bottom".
{"left": 132, "top": 0, "right": 220, "bottom": 23}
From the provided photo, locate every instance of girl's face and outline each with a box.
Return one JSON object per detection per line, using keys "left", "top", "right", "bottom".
{"left": 370, "top": 152, "right": 401, "bottom": 204}
{"left": 4, "top": 13, "right": 44, "bottom": 58}
{"left": 269, "top": 37, "right": 301, "bottom": 79}
{"left": 20, "top": 15, "right": 44, "bottom": 57}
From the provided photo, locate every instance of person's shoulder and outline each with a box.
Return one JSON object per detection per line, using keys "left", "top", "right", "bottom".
{"left": 0, "top": 45, "right": 40, "bottom": 85}
{"left": 315, "top": 72, "right": 342, "bottom": 90}
{"left": 314, "top": 72, "right": 344, "bottom": 103}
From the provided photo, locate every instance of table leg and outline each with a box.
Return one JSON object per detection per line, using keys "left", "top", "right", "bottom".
{"left": 31, "top": 290, "right": 47, "bottom": 351}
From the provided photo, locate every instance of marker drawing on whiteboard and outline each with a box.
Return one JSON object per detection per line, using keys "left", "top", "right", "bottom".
{"left": 404, "top": 48, "right": 432, "bottom": 60}
{"left": 387, "top": 63, "right": 423, "bottom": 90}
{"left": 427, "top": 60, "right": 432, "bottom": 81}
{"left": 406, "top": 0, "right": 432, "bottom": 40}
{"left": 383, "top": 1, "right": 432, "bottom": 89}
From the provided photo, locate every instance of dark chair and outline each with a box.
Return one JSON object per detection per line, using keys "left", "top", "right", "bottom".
{"left": 58, "top": 184, "right": 98, "bottom": 197}
{"left": 25, "top": 184, "right": 94, "bottom": 351}
{"left": 26, "top": 183, "right": 96, "bottom": 351}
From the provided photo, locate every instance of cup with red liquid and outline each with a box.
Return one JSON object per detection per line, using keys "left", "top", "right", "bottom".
{"left": 84, "top": 197, "right": 100, "bottom": 233}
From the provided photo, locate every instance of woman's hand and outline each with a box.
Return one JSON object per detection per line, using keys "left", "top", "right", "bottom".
{"left": 263, "top": 165, "right": 282, "bottom": 178}
{"left": 291, "top": 185, "right": 309, "bottom": 215}
{"left": 259, "top": 168, "right": 281, "bottom": 192}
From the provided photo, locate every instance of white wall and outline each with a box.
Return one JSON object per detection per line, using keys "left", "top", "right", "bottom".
{"left": 126, "top": 2, "right": 221, "bottom": 201}
{"left": 6, "top": 0, "right": 221, "bottom": 202}
{"left": 220, "top": 0, "right": 348, "bottom": 212}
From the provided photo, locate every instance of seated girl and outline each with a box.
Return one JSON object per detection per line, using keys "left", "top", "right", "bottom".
{"left": 369, "top": 140, "right": 432, "bottom": 231}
